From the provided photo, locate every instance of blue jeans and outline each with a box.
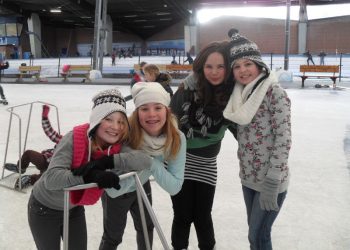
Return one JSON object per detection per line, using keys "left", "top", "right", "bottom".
{"left": 242, "top": 186, "right": 287, "bottom": 250}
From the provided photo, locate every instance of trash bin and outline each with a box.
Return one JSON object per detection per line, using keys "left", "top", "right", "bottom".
{"left": 23, "top": 52, "right": 31, "bottom": 59}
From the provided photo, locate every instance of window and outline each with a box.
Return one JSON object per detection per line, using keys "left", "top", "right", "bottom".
{"left": 6, "top": 23, "right": 17, "bottom": 36}
{"left": 0, "top": 24, "right": 5, "bottom": 37}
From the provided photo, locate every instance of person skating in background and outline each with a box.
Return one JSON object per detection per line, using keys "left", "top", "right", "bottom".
{"left": 318, "top": 51, "right": 326, "bottom": 65}
{"left": 0, "top": 84, "right": 8, "bottom": 104}
{"left": 223, "top": 29, "right": 291, "bottom": 250}
{"left": 28, "top": 88, "right": 153, "bottom": 250}
{"left": 304, "top": 50, "right": 315, "bottom": 65}
{"left": 143, "top": 63, "right": 173, "bottom": 97}
{"left": 184, "top": 52, "right": 194, "bottom": 65}
{"left": 111, "top": 48, "right": 116, "bottom": 66}
{"left": 4, "top": 104, "right": 62, "bottom": 188}
{"left": 0, "top": 60, "right": 9, "bottom": 104}
{"left": 169, "top": 41, "right": 236, "bottom": 250}
{"left": 99, "top": 82, "right": 186, "bottom": 250}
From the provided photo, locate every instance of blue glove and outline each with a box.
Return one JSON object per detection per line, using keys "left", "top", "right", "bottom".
{"left": 259, "top": 177, "right": 280, "bottom": 211}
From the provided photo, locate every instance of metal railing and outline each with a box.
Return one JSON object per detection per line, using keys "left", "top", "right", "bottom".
{"left": 63, "top": 172, "right": 170, "bottom": 250}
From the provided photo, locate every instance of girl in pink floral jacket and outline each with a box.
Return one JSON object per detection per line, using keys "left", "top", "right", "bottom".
{"left": 223, "top": 29, "right": 291, "bottom": 250}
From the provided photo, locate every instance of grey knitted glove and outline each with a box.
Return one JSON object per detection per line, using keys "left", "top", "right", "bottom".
{"left": 114, "top": 150, "right": 153, "bottom": 172}
{"left": 259, "top": 177, "right": 280, "bottom": 211}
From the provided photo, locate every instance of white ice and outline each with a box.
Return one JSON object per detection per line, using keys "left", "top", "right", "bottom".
{"left": 1, "top": 65, "right": 350, "bottom": 249}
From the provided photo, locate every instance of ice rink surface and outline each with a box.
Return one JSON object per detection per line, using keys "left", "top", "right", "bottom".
{"left": 0, "top": 82, "right": 350, "bottom": 250}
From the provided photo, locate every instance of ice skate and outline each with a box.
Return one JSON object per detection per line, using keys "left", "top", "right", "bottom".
{"left": 0, "top": 97, "right": 8, "bottom": 105}
{"left": 4, "top": 163, "right": 25, "bottom": 174}
{"left": 14, "top": 175, "right": 32, "bottom": 189}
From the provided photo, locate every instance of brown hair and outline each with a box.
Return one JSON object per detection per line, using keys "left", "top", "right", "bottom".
{"left": 143, "top": 64, "right": 160, "bottom": 78}
{"left": 128, "top": 107, "right": 181, "bottom": 160}
{"left": 192, "top": 41, "right": 233, "bottom": 108}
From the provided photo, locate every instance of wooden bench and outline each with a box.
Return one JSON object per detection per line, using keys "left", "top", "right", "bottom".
{"left": 133, "top": 64, "right": 192, "bottom": 79}
{"left": 16, "top": 65, "right": 42, "bottom": 82}
{"left": 61, "top": 65, "right": 92, "bottom": 82}
{"left": 298, "top": 65, "right": 339, "bottom": 88}
{"left": 165, "top": 64, "right": 193, "bottom": 78}
{"left": 133, "top": 64, "right": 166, "bottom": 72}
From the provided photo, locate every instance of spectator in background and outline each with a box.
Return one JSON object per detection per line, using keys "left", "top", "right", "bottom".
{"left": 143, "top": 63, "right": 173, "bottom": 97}
{"left": 130, "top": 61, "right": 147, "bottom": 88}
{"left": 318, "top": 51, "right": 326, "bottom": 65}
{"left": 184, "top": 52, "right": 194, "bottom": 65}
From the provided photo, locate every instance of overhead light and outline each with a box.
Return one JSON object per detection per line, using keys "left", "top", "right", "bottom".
{"left": 134, "top": 19, "right": 146, "bottom": 22}
{"left": 50, "top": 9, "right": 61, "bottom": 13}
{"left": 156, "top": 12, "right": 170, "bottom": 15}
{"left": 143, "top": 25, "right": 155, "bottom": 28}
{"left": 160, "top": 18, "right": 172, "bottom": 21}
{"left": 81, "top": 16, "right": 92, "bottom": 19}
{"left": 124, "top": 15, "right": 137, "bottom": 18}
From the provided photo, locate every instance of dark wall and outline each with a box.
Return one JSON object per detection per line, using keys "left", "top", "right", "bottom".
{"left": 23, "top": 15, "right": 350, "bottom": 58}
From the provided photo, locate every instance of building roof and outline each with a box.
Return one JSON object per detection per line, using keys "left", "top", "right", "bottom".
{"left": 0, "top": 0, "right": 349, "bottom": 39}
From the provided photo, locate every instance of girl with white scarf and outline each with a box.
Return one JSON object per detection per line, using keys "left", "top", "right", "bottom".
{"left": 100, "top": 82, "right": 186, "bottom": 250}
{"left": 223, "top": 29, "right": 291, "bottom": 250}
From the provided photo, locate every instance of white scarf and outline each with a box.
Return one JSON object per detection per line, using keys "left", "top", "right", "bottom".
{"left": 140, "top": 129, "right": 167, "bottom": 157}
{"left": 223, "top": 72, "right": 278, "bottom": 125}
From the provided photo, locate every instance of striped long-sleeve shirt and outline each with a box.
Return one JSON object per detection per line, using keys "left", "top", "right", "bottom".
{"left": 41, "top": 117, "right": 63, "bottom": 162}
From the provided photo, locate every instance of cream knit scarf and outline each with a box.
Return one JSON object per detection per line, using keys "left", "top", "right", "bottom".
{"left": 223, "top": 72, "right": 278, "bottom": 125}
{"left": 140, "top": 129, "right": 167, "bottom": 157}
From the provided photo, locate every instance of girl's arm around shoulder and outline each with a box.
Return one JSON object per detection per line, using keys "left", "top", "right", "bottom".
{"left": 151, "top": 131, "right": 186, "bottom": 195}
{"left": 43, "top": 132, "right": 84, "bottom": 190}
{"left": 112, "top": 145, "right": 153, "bottom": 173}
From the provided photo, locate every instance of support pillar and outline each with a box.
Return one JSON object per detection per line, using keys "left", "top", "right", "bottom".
{"left": 92, "top": 0, "right": 108, "bottom": 71}
{"left": 184, "top": 10, "right": 198, "bottom": 56}
{"left": 298, "top": 0, "right": 308, "bottom": 54}
{"left": 27, "top": 13, "right": 41, "bottom": 58}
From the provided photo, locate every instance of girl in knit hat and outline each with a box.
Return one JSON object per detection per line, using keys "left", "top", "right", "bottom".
{"left": 223, "top": 29, "right": 291, "bottom": 250}
{"left": 169, "top": 41, "right": 236, "bottom": 250}
{"left": 100, "top": 82, "right": 186, "bottom": 250}
{"left": 28, "top": 88, "right": 153, "bottom": 250}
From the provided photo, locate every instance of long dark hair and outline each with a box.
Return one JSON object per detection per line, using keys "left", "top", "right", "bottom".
{"left": 192, "top": 41, "right": 233, "bottom": 109}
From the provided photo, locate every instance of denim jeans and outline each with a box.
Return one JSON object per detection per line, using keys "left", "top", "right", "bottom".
{"left": 242, "top": 185, "right": 287, "bottom": 250}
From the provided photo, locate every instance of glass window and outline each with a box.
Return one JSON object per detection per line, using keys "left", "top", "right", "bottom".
{"left": 6, "top": 23, "right": 17, "bottom": 36}
{"left": 0, "top": 24, "right": 5, "bottom": 37}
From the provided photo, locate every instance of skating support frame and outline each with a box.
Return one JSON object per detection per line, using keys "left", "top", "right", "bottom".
{"left": 0, "top": 101, "right": 60, "bottom": 192}
{"left": 63, "top": 172, "right": 170, "bottom": 250}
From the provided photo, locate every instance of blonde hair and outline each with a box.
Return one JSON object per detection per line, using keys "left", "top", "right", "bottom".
{"left": 143, "top": 64, "right": 160, "bottom": 77}
{"left": 128, "top": 107, "right": 181, "bottom": 160}
{"left": 90, "top": 113, "right": 130, "bottom": 152}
